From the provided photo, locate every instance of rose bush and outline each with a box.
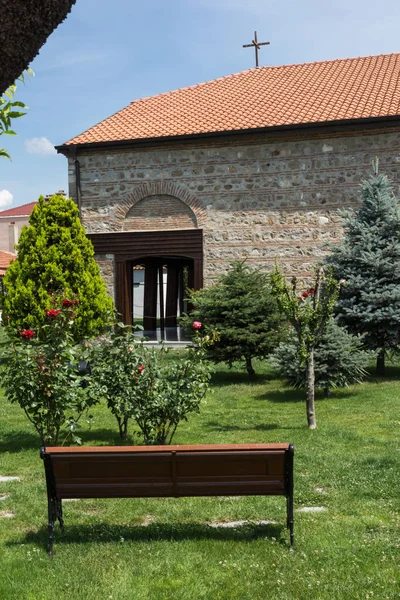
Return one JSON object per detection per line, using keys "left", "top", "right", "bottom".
{"left": 91, "top": 323, "right": 216, "bottom": 444}
{"left": 90, "top": 322, "right": 147, "bottom": 440}
{"left": 130, "top": 328, "right": 216, "bottom": 445}
{"left": 1, "top": 293, "right": 97, "bottom": 446}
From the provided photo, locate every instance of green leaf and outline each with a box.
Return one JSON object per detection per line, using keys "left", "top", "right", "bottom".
{"left": 0, "top": 149, "right": 11, "bottom": 160}
{"left": 8, "top": 111, "right": 27, "bottom": 119}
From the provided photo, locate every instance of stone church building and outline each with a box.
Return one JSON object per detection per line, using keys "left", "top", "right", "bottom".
{"left": 57, "top": 52, "right": 400, "bottom": 335}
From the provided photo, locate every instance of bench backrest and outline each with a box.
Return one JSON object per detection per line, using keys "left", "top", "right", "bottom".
{"left": 41, "top": 444, "right": 293, "bottom": 499}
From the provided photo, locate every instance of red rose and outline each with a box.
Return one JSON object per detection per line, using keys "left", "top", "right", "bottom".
{"left": 20, "top": 329, "right": 35, "bottom": 339}
{"left": 62, "top": 299, "right": 73, "bottom": 308}
{"left": 192, "top": 321, "right": 202, "bottom": 330}
{"left": 309, "top": 288, "right": 315, "bottom": 295}
{"left": 45, "top": 309, "right": 61, "bottom": 318}
{"left": 302, "top": 291, "right": 309, "bottom": 298}
{"left": 297, "top": 296, "right": 303, "bottom": 302}
{"left": 138, "top": 365, "right": 145, "bottom": 374}
{"left": 73, "top": 299, "right": 79, "bottom": 306}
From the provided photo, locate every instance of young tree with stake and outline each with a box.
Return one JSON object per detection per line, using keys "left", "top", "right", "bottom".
{"left": 271, "top": 267, "right": 340, "bottom": 429}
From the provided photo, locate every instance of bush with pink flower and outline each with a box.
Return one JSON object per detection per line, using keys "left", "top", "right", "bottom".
{"left": 91, "top": 321, "right": 216, "bottom": 444}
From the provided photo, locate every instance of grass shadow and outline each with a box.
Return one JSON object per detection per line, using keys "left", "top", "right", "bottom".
{"left": 366, "top": 364, "right": 400, "bottom": 382}
{"left": 16, "top": 520, "right": 287, "bottom": 552}
{"left": 211, "top": 371, "right": 273, "bottom": 387}
{"left": 0, "top": 431, "right": 42, "bottom": 453}
{"left": 0, "top": 429, "right": 137, "bottom": 453}
{"left": 78, "top": 428, "right": 135, "bottom": 446}
{"left": 257, "top": 387, "right": 357, "bottom": 404}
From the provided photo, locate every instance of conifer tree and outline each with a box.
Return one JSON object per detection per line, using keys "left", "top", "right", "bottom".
{"left": 327, "top": 161, "right": 400, "bottom": 375}
{"left": 181, "top": 261, "right": 287, "bottom": 376}
{"left": 272, "top": 318, "right": 371, "bottom": 396}
{"left": 3, "top": 194, "right": 114, "bottom": 340}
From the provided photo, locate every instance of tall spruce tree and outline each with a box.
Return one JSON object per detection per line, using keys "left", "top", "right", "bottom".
{"left": 327, "top": 162, "right": 400, "bottom": 375}
{"left": 3, "top": 194, "right": 114, "bottom": 340}
{"left": 181, "top": 261, "right": 287, "bottom": 376}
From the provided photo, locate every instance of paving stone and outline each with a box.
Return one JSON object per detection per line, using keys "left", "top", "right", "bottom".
{"left": 297, "top": 506, "right": 327, "bottom": 513}
{"left": 0, "top": 512, "right": 15, "bottom": 518}
{"left": 0, "top": 495, "right": 10, "bottom": 501}
{"left": 0, "top": 476, "right": 20, "bottom": 482}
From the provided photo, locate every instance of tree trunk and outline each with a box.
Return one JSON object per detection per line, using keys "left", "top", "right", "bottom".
{"left": 117, "top": 417, "right": 129, "bottom": 440}
{"left": 305, "top": 351, "right": 317, "bottom": 429}
{"left": 245, "top": 356, "right": 256, "bottom": 377}
{"left": 376, "top": 348, "right": 385, "bottom": 376}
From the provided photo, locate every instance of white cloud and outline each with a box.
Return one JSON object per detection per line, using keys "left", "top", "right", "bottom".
{"left": 0, "top": 190, "right": 13, "bottom": 208}
{"left": 25, "top": 137, "right": 57, "bottom": 156}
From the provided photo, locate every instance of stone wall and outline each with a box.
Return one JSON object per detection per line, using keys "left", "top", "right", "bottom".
{"left": 94, "top": 253, "right": 114, "bottom": 298}
{"left": 69, "top": 127, "right": 400, "bottom": 290}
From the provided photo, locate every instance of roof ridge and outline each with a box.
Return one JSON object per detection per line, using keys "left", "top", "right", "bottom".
{"left": 129, "top": 52, "right": 400, "bottom": 105}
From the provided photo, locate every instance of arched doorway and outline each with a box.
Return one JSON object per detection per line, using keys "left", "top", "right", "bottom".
{"left": 132, "top": 256, "right": 194, "bottom": 341}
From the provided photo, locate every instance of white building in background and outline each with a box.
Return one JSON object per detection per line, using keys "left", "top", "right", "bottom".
{"left": 0, "top": 202, "right": 37, "bottom": 253}
{"left": 0, "top": 192, "right": 66, "bottom": 254}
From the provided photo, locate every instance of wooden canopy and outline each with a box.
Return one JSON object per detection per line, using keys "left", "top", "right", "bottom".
{"left": 0, "top": 0, "right": 76, "bottom": 93}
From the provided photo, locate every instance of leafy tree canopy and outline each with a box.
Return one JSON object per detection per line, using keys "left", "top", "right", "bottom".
{"left": 0, "top": 70, "right": 32, "bottom": 159}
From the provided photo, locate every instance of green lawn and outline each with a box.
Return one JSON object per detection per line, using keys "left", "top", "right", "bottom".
{"left": 1, "top": 357, "right": 399, "bottom": 600}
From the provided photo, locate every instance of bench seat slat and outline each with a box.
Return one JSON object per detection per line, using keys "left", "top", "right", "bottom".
{"left": 56, "top": 481, "right": 285, "bottom": 498}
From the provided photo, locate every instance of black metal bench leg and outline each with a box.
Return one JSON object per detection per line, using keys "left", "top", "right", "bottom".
{"left": 48, "top": 497, "right": 56, "bottom": 557}
{"left": 56, "top": 499, "right": 64, "bottom": 532}
{"left": 286, "top": 495, "right": 294, "bottom": 549}
{"left": 285, "top": 444, "right": 295, "bottom": 550}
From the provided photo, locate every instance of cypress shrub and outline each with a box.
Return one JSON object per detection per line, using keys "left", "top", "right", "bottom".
{"left": 3, "top": 194, "right": 114, "bottom": 340}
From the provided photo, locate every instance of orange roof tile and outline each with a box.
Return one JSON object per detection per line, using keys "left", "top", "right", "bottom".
{"left": 64, "top": 53, "right": 400, "bottom": 147}
{"left": 0, "top": 250, "right": 16, "bottom": 271}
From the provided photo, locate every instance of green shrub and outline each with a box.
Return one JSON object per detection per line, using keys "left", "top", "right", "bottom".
{"left": 3, "top": 194, "right": 114, "bottom": 341}
{"left": 91, "top": 323, "right": 215, "bottom": 444}
{"left": 272, "top": 318, "right": 371, "bottom": 396}
{"left": 181, "top": 261, "right": 287, "bottom": 376}
{"left": 90, "top": 323, "right": 146, "bottom": 440}
{"left": 1, "top": 295, "right": 97, "bottom": 446}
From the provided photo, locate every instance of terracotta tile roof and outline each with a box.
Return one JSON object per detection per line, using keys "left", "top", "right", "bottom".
{"left": 64, "top": 53, "right": 400, "bottom": 146}
{"left": 0, "top": 202, "right": 37, "bottom": 217}
{"left": 0, "top": 250, "right": 16, "bottom": 272}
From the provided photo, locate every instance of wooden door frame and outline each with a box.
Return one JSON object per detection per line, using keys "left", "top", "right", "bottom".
{"left": 87, "top": 229, "right": 203, "bottom": 325}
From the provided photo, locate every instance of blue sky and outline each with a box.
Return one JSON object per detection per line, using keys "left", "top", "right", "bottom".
{"left": 1, "top": 0, "right": 399, "bottom": 209}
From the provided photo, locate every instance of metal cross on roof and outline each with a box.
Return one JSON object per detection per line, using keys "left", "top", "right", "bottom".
{"left": 243, "top": 31, "right": 270, "bottom": 68}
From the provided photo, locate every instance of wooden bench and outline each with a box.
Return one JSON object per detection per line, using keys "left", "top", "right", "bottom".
{"left": 41, "top": 443, "right": 294, "bottom": 555}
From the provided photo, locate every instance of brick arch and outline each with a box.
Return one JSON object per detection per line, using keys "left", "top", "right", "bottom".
{"left": 123, "top": 194, "right": 198, "bottom": 231}
{"left": 115, "top": 181, "right": 207, "bottom": 229}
